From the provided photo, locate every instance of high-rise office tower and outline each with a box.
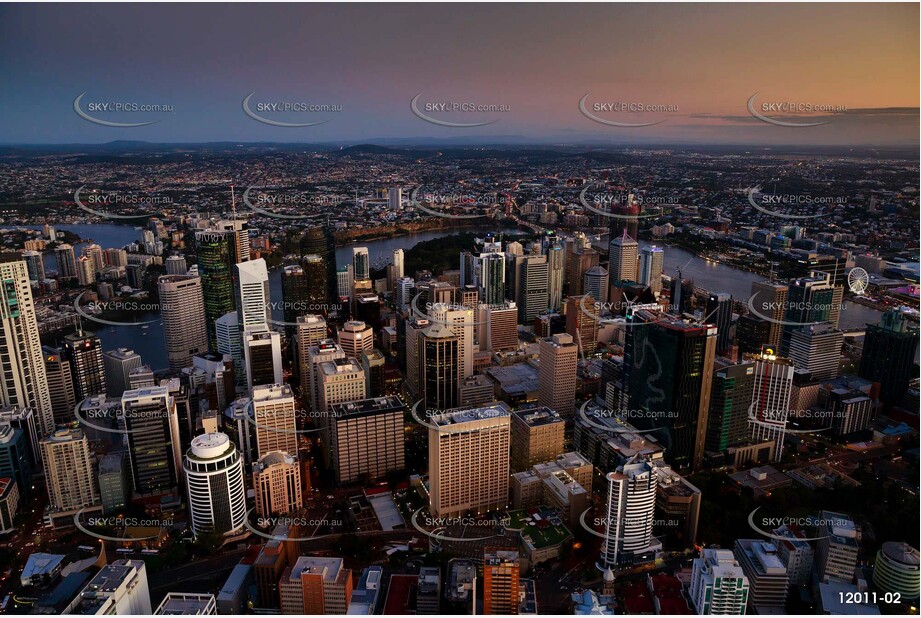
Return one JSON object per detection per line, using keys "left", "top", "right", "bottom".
{"left": 428, "top": 402, "right": 511, "bottom": 517}
{"left": 816, "top": 511, "right": 860, "bottom": 584}
{"left": 584, "top": 266, "right": 609, "bottom": 304}
{"left": 253, "top": 450, "right": 303, "bottom": 518}
{"left": 750, "top": 281, "right": 787, "bottom": 349}
{"left": 538, "top": 333, "right": 578, "bottom": 418}
{"left": 63, "top": 330, "right": 106, "bottom": 402}
{"left": 481, "top": 301, "right": 518, "bottom": 352}
{"left": 98, "top": 452, "right": 128, "bottom": 515}
{"left": 516, "top": 254, "right": 548, "bottom": 324}
{"left": 706, "top": 293, "right": 733, "bottom": 355}
{"left": 281, "top": 264, "right": 308, "bottom": 327}
{"left": 395, "top": 277, "right": 414, "bottom": 310}
{"left": 121, "top": 386, "right": 182, "bottom": 498}
{"left": 746, "top": 351, "right": 794, "bottom": 462}
{"left": 780, "top": 272, "right": 835, "bottom": 355}
{"left": 184, "top": 432, "right": 246, "bottom": 538}
{"left": 128, "top": 365, "right": 156, "bottom": 390}
{"left": 388, "top": 187, "right": 403, "bottom": 210}
{"left": 213, "top": 218, "right": 251, "bottom": 265}
{"left": 568, "top": 248, "right": 599, "bottom": 297}
{"left": 736, "top": 314, "right": 772, "bottom": 355}
{"left": 216, "top": 311, "right": 244, "bottom": 387}
{"left": 0, "top": 257, "right": 53, "bottom": 435}
{"left": 566, "top": 295, "right": 599, "bottom": 355}
{"left": 689, "top": 549, "right": 751, "bottom": 615}
{"left": 872, "top": 542, "right": 920, "bottom": 601}
{"left": 164, "top": 254, "right": 187, "bottom": 275}
{"left": 670, "top": 276, "right": 695, "bottom": 314}
{"left": 317, "top": 358, "right": 366, "bottom": 414}
{"left": 392, "top": 248, "right": 404, "bottom": 281}
{"left": 72, "top": 560, "right": 152, "bottom": 615}
{"left": 404, "top": 318, "right": 429, "bottom": 400}
{"left": 0, "top": 425, "right": 32, "bottom": 496}
{"left": 54, "top": 243, "right": 77, "bottom": 279}
{"left": 609, "top": 231, "right": 639, "bottom": 283}
{"left": 734, "top": 539, "right": 790, "bottom": 613}
{"left": 103, "top": 348, "right": 142, "bottom": 398}
{"left": 599, "top": 458, "right": 658, "bottom": 568}
{"left": 547, "top": 244, "right": 565, "bottom": 311}
{"left": 338, "top": 320, "right": 374, "bottom": 359}
{"left": 428, "top": 305, "right": 475, "bottom": 383}
{"left": 243, "top": 329, "right": 283, "bottom": 392}
{"left": 300, "top": 225, "right": 338, "bottom": 310}
{"left": 483, "top": 549, "right": 520, "bottom": 615}
{"left": 327, "top": 396, "right": 406, "bottom": 484}
{"left": 638, "top": 245, "right": 664, "bottom": 296}
{"left": 337, "top": 264, "right": 353, "bottom": 309}
{"left": 787, "top": 323, "right": 843, "bottom": 381}
{"left": 859, "top": 309, "right": 920, "bottom": 407}
{"left": 626, "top": 314, "right": 717, "bottom": 469}
{"left": 195, "top": 230, "right": 238, "bottom": 351}
{"left": 294, "top": 314, "right": 327, "bottom": 388}
{"left": 478, "top": 252, "right": 507, "bottom": 306}
{"left": 706, "top": 359, "right": 755, "bottom": 452}
{"left": 42, "top": 346, "right": 77, "bottom": 427}
{"left": 421, "top": 324, "right": 458, "bottom": 411}
{"left": 510, "top": 408, "right": 565, "bottom": 472}
{"left": 41, "top": 427, "right": 99, "bottom": 514}
{"left": 771, "top": 525, "right": 815, "bottom": 586}
{"left": 158, "top": 274, "right": 209, "bottom": 370}
{"left": 306, "top": 339, "right": 346, "bottom": 411}
{"left": 361, "top": 349, "right": 386, "bottom": 398}
{"left": 609, "top": 194, "right": 640, "bottom": 242}
{"left": 352, "top": 247, "right": 370, "bottom": 281}
{"left": 22, "top": 250, "right": 44, "bottom": 282}
{"left": 235, "top": 259, "right": 270, "bottom": 331}
{"left": 251, "top": 383, "right": 298, "bottom": 459}
{"left": 301, "top": 255, "right": 331, "bottom": 312}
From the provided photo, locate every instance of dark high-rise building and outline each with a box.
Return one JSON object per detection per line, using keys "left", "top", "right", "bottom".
{"left": 608, "top": 195, "right": 640, "bottom": 243}
{"left": 780, "top": 272, "right": 835, "bottom": 355}
{"left": 422, "top": 324, "right": 458, "bottom": 411}
{"left": 736, "top": 314, "right": 772, "bottom": 355}
{"left": 196, "top": 230, "right": 238, "bottom": 350}
{"left": 670, "top": 277, "right": 695, "bottom": 315}
{"left": 281, "top": 264, "right": 309, "bottom": 327}
{"left": 859, "top": 309, "right": 920, "bottom": 407}
{"left": 299, "top": 225, "right": 338, "bottom": 315}
{"left": 626, "top": 312, "right": 717, "bottom": 469}
{"left": 121, "top": 385, "right": 182, "bottom": 498}
{"left": 706, "top": 359, "right": 755, "bottom": 452}
{"left": 706, "top": 293, "right": 733, "bottom": 355}
{"left": 42, "top": 346, "right": 77, "bottom": 427}
{"left": 62, "top": 331, "right": 106, "bottom": 402}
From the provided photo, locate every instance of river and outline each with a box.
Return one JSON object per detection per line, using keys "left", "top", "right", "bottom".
{"left": 24, "top": 224, "right": 885, "bottom": 371}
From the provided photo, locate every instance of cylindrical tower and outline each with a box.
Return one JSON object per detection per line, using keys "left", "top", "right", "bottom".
{"left": 184, "top": 432, "right": 246, "bottom": 537}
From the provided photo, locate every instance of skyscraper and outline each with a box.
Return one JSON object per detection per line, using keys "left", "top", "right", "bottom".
{"left": 638, "top": 245, "right": 664, "bottom": 296}
{"left": 103, "top": 348, "right": 143, "bottom": 398}
{"left": 184, "top": 432, "right": 246, "bottom": 538}
{"left": 547, "top": 244, "right": 565, "bottom": 311}
{"left": 584, "top": 266, "right": 609, "bottom": 304}
{"left": 0, "top": 256, "right": 53, "bottom": 435}
{"left": 294, "top": 314, "right": 328, "bottom": 390}
{"left": 243, "top": 330, "right": 283, "bottom": 392}
{"left": 195, "top": 229, "right": 239, "bottom": 351}
{"left": 566, "top": 295, "right": 599, "bottom": 355}
{"left": 250, "top": 383, "right": 298, "bottom": 459}
{"left": 626, "top": 314, "right": 717, "bottom": 469}
{"left": 41, "top": 428, "right": 99, "bottom": 516}
{"left": 599, "top": 458, "right": 658, "bottom": 568}
{"left": 516, "top": 254, "right": 548, "bottom": 323}
{"left": 538, "top": 333, "right": 578, "bottom": 418}
{"left": 608, "top": 231, "right": 638, "bottom": 283}
{"left": 121, "top": 386, "right": 182, "bottom": 498}
{"left": 352, "top": 247, "right": 370, "bottom": 281}
{"left": 253, "top": 450, "right": 303, "bottom": 518}
{"left": 706, "top": 359, "right": 755, "bottom": 452}
{"left": 567, "top": 248, "right": 599, "bottom": 297}
{"left": 750, "top": 281, "right": 787, "bottom": 349}
{"left": 780, "top": 272, "right": 835, "bottom": 356}
{"left": 63, "top": 330, "right": 107, "bottom": 402}
{"left": 421, "top": 324, "right": 458, "bottom": 411}
{"left": 158, "top": 275, "right": 209, "bottom": 370}
{"left": 338, "top": 320, "right": 374, "bottom": 359}
{"left": 22, "top": 250, "right": 45, "bottom": 282}
{"left": 428, "top": 305, "right": 475, "bottom": 383}
{"left": 478, "top": 251, "right": 507, "bottom": 306}
{"left": 859, "top": 309, "right": 920, "bottom": 407}
{"left": 706, "top": 292, "right": 733, "bottom": 355}
{"left": 746, "top": 351, "right": 794, "bottom": 462}
{"left": 429, "top": 403, "right": 511, "bottom": 518}
{"left": 216, "top": 311, "right": 244, "bottom": 387}
{"left": 787, "top": 323, "right": 843, "bottom": 381}
{"left": 327, "top": 396, "right": 406, "bottom": 484}
{"left": 235, "top": 259, "right": 271, "bottom": 331}
{"left": 54, "top": 243, "right": 77, "bottom": 279}
{"left": 42, "top": 346, "right": 77, "bottom": 427}
{"left": 300, "top": 225, "right": 338, "bottom": 312}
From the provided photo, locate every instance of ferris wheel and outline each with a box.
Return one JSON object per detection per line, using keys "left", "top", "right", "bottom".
{"left": 848, "top": 267, "right": 869, "bottom": 295}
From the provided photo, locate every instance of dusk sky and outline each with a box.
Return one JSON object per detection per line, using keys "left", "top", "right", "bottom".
{"left": 1, "top": 3, "right": 917, "bottom": 146}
